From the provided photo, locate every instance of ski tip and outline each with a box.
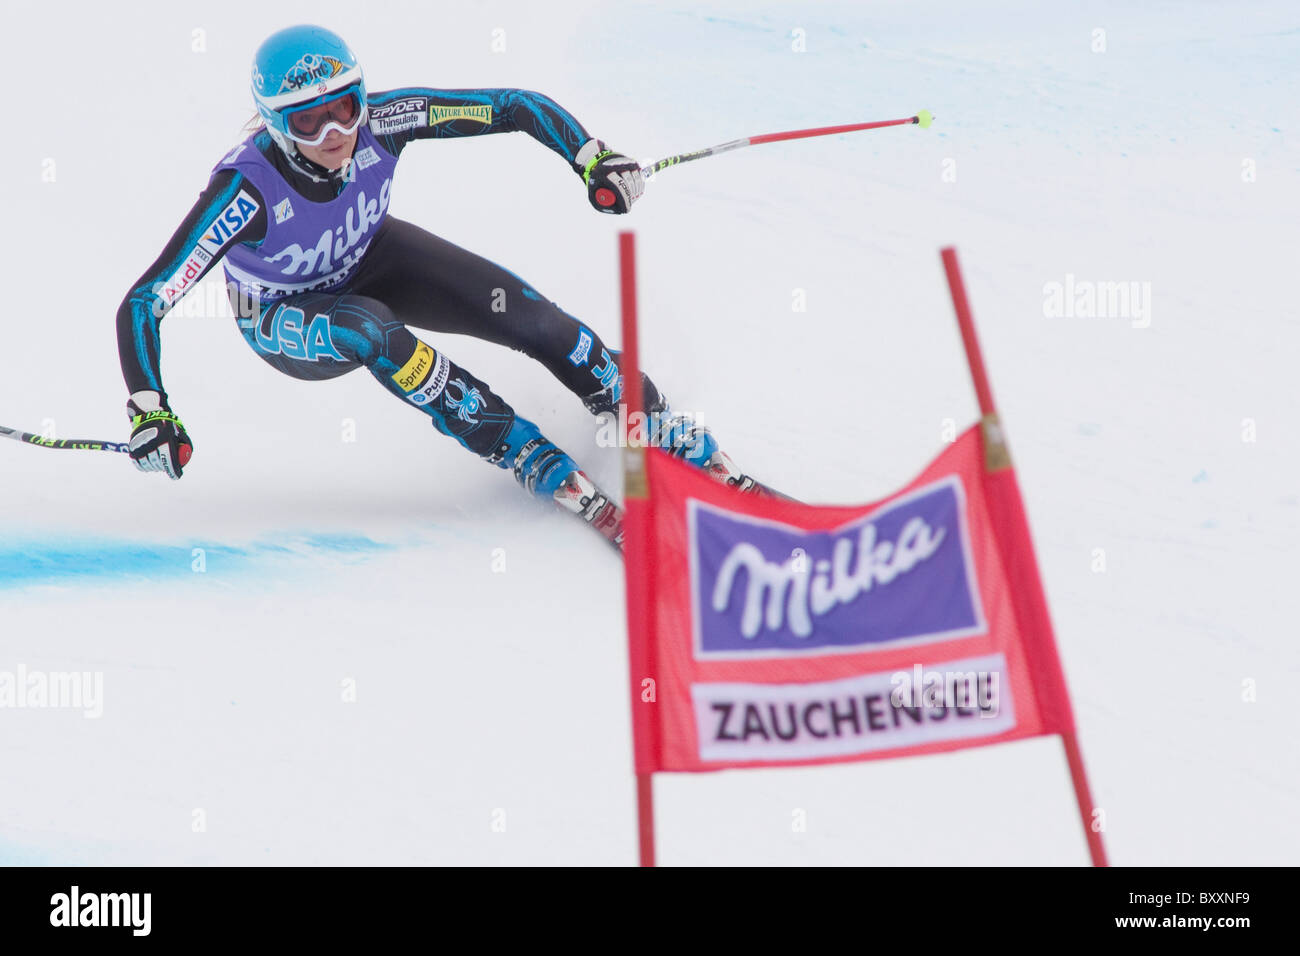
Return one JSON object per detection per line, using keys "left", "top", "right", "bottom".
{"left": 915, "top": 109, "right": 934, "bottom": 129}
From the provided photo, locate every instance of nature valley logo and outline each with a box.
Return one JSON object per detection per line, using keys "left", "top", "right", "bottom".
{"left": 429, "top": 104, "right": 493, "bottom": 126}
{"left": 279, "top": 53, "right": 345, "bottom": 93}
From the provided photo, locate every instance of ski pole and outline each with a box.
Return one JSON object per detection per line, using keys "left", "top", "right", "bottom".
{"left": 631, "top": 109, "right": 933, "bottom": 185}
{"left": 0, "top": 424, "right": 129, "bottom": 455}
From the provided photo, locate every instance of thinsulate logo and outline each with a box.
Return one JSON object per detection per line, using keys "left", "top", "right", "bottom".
{"left": 688, "top": 476, "right": 986, "bottom": 659}
{"left": 428, "top": 104, "right": 493, "bottom": 125}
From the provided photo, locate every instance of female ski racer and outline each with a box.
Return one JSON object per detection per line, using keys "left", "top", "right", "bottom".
{"left": 117, "top": 24, "right": 757, "bottom": 549}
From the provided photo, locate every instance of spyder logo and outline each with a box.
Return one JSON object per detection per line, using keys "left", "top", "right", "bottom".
{"left": 445, "top": 379, "right": 484, "bottom": 423}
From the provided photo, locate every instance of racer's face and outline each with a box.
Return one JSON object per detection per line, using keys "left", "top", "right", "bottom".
{"left": 298, "top": 126, "right": 358, "bottom": 170}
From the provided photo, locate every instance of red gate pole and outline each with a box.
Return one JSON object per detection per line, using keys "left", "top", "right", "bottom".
{"left": 619, "top": 231, "right": 656, "bottom": 867}
{"left": 941, "top": 246, "right": 1109, "bottom": 867}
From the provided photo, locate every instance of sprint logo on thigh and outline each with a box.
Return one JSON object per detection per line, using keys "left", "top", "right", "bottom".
{"left": 392, "top": 343, "right": 450, "bottom": 406}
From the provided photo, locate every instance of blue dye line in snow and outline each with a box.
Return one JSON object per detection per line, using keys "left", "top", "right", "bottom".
{"left": 0, "top": 841, "right": 52, "bottom": 865}
{"left": 0, "top": 534, "right": 393, "bottom": 588}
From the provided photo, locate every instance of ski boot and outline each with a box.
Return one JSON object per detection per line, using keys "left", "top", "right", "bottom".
{"left": 582, "top": 376, "right": 784, "bottom": 501}
{"left": 500, "top": 416, "right": 624, "bottom": 551}
{"left": 647, "top": 400, "right": 763, "bottom": 494}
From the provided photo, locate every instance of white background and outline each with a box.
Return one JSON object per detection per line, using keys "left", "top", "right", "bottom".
{"left": 0, "top": 0, "right": 1296, "bottom": 864}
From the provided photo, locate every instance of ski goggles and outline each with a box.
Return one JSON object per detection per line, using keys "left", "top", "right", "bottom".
{"left": 281, "top": 84, "right": 364, "bottom": 146}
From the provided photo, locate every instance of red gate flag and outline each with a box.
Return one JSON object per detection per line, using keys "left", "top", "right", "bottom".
{"left": 618, "top": 234, "right": 1104, "bottom": 866}
{"left": 625, "top": 424, "right": 1077, "bottom": 773}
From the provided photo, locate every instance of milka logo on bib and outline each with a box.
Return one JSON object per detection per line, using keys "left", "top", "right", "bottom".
{"left": 263, "top": 179, "right": 391, "bottom": 279}
{"left": 690, "top": 477, "right": 985, "bottom": 658}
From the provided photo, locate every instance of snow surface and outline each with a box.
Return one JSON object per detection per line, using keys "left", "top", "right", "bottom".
{"left": 1, "top": 0, "right": 1296, "bottom": 865}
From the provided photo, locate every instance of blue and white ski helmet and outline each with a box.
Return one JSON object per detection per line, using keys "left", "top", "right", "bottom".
{"left": 251, "top": 25, "right": 368, "bottom": 155}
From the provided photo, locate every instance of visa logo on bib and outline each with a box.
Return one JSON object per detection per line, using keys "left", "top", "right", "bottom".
{"left": 689, "top": 477, "right": 986, "bottom": 658}
{"left": 198, "top": 190, "right": 260, "bottom": 255}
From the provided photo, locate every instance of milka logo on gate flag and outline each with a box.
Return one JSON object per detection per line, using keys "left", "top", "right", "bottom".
{"left": 689, "top": 476, "right": 985, "bottom": 658}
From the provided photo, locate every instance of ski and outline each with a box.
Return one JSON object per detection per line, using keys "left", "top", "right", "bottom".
{"left": 737, "top": 476, "right": 801, "bottom": 504}
{"left": 701, "top": 447, "right": 802, "bottom": 504}
{"left": 555, "top": 471, "right": 626, "bottom": 552}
